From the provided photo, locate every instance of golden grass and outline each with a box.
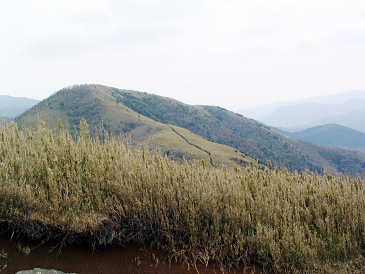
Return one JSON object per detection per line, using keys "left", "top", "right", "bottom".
{"left": 0, "top": 121, "right": 365, "bottom": 273}
{"left": 147, "top": 125, "right": 255, "bottom": 167}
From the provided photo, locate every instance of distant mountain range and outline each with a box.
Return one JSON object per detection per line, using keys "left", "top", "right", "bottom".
{"left": 15, "top": 84, "right": 365, "bottom": 176}
{"left": 240, "top": 91, "right": 365, "bottom": 133}
{"left": 276, "top": 124, "right": 365, "bottom": 151}
{"left": 0, "top": 95, "right": 39, "bottom": 119}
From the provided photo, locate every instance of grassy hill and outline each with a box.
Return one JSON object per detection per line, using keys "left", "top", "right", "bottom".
{"left": 0, "top": 95, "right": 39, "bottom": 118}
{"left": 16, "top": 84, "right": 365, "bottom": 175}
{"left": 283, "top": 124, "right": 365, "bottom": 150}
{"left": 16, "top": 85, "right": 255, "bottom": 168}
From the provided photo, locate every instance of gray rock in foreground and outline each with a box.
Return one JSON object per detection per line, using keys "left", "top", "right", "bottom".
{"left": 16, "top": 269, "right": 76, "bottom": 274}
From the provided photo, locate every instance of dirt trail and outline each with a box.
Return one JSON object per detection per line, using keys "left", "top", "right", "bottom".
{"left": 168, "top": 126, "right": 215, "bottom": 166}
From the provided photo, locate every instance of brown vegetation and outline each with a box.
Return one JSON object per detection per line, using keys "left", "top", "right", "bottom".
{"left": 0, "top": 122, "right": 365, "bottom": 273}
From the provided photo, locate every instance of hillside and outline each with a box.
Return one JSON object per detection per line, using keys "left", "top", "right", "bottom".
{"left": 16, "top": 84, "right": 365, "bottom": 175}
{"left": 283, "top": 124, "right": 365, "bottom": 150}
{"left": 16, "top": 85, "right": 255, "bottom": 168}
{"left": 0, "top": 95, "right": 39, "bottom": 118}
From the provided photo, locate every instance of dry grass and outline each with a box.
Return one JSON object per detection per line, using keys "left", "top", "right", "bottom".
{"left": 0, "top": 121, "right": 365, "bottom": 273}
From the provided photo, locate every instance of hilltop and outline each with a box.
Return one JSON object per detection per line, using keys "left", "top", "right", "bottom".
{"left": 16, "top": 84, "right": 365, "bottom": 175}
{"left": 16, "top": 85, "right": 255, "bottom": 168}
{"left": 0, "top": 95, "right": 39, "bottom": 119}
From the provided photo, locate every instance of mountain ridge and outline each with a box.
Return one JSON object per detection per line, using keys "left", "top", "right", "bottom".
{"left": 240, "top": 91, "right": 365, "bottom": 132}
{"left": 0, "top": 95, "right": 39, "bottom": 118}
{"left": 16, "top": 85, "right": 256, "bottom": 168}
{"left": 16, "top": 84, "right": 365, "bottom": 175}
{"left": 280, "top": 124, "right": 365, "bottom": 151}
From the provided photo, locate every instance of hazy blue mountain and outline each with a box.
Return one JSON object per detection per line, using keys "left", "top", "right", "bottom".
{"left": 0, "top": 95, "right": 39, "bottom": 118}
{"left": 281, "top": 124, "right": 365, "bottom": 151}
{"left": 239, "top": 91, "right": 365, "bottom": 133}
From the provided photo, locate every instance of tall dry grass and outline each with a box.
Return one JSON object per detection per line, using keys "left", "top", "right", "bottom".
{"left": 0, "top": 121, "right": 365, "bottom": 273}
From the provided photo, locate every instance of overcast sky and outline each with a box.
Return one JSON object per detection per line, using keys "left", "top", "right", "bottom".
{"left": 1, "top": 0, "right": 365, "bottom": 110}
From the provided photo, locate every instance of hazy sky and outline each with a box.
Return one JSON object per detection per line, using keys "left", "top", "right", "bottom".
{"left": 1, "top": 0, "right": 365, "bottom": 110}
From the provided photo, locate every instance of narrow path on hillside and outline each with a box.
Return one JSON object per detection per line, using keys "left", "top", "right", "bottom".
{"left": 168, "top": 126, "right": 215, "bottom": 166}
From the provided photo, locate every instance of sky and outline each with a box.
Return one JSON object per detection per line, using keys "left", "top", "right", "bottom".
{"left": 1, "top": 0, "right": 365, "bottom": 110}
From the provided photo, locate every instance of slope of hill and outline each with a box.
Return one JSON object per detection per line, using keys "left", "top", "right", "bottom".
{"left": 283, "top": 124, "right": 365, "bottom": 150}
{"left": 16, "top": 85, "right": 255, "bottom": 168}
{"left": 0, "top": 95, "right": 39, "bottom": 118}
{"left": 16, "top": 84, "right": 365, "bottom": 175}
{"left": 240, "top": 91, "right": 365, "bottom": 132}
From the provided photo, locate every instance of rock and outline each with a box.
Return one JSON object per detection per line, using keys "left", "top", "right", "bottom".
{"left": 16, "top": 269, "right": 76, "bottom": 274}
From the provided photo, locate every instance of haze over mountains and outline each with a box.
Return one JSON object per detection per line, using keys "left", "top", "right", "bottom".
{"left": 14, "top": 84, "right": 365, "bottom": 176}
{"left": 0, "top": 95, "right": 39, "bottom": 119}
{"left": 278, "top": 124, "right": 365, "bottom": 151}
{"left": 240, "top": 91, "right": 365, "bottom": 133}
